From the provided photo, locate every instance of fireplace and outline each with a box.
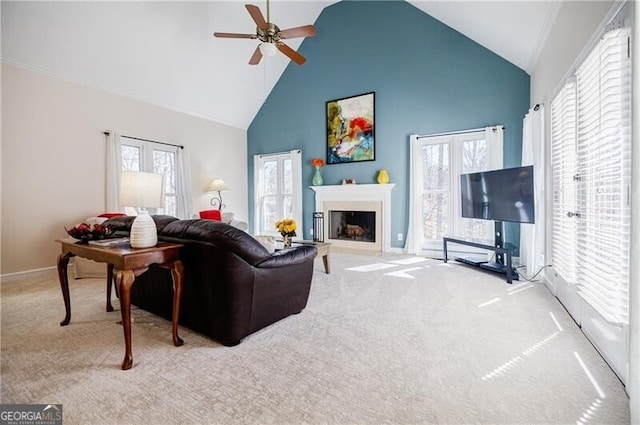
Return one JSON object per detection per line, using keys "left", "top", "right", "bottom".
{"left": 330, "top": 210, "right": 376, "bottom": 243}
{"left": 311, "top": 184, "right": 395, "bottom": 252}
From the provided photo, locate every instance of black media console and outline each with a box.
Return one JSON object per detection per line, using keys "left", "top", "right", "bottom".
{"left": 442, "top": 222, "right": 518, "bottom": 284}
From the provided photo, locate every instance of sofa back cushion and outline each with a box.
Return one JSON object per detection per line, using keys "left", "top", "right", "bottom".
{"left": 160, "top": 219, "right": 270, "bottom": 266}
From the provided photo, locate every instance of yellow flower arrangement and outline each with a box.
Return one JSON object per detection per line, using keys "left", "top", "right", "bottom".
{"left": 275, "top": 218, "right": 297, "bottom": 237}
{"left": 275, "top": 218, "right": 297, "bottom": 247}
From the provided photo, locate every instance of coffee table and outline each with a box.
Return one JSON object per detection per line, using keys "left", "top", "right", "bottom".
{"left": 277, "top": 240, "right": 331, "bottom": 274}
{"left": 56, "top": 238, "right": 184, "bottom": 370}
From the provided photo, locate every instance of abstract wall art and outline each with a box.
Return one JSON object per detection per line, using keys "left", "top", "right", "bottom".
{"left": 326, "top": 92, "right": 375, "bottom": 164}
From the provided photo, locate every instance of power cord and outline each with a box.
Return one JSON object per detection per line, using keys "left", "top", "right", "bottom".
{"left": 515, "top": 264, "right": 553, "bottom": 282}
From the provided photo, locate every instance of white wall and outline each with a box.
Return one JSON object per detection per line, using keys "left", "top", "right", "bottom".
{"left": 1, "top": 64, "right": 247, "bottom": 275}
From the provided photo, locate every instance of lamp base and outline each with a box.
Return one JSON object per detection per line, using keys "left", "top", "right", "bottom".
{"left": 130, "top": 211, "right": 158, "bottom": 248}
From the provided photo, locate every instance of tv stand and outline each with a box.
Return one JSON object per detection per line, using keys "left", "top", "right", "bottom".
{"left": 442, "top": 234, "right": 518, "bottom": 284}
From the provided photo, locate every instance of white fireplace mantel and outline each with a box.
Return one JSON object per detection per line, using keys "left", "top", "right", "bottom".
{"left": 311, "top": 184, "right": 395, "bottom": 251}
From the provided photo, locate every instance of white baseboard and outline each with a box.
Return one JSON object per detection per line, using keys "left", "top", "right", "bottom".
{"left": 1, "top": 266, "right": 56, "bottom": 282}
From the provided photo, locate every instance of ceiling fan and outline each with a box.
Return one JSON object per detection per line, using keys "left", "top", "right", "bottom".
{"left": 213, "top": 0, "right": 317, "bottom": 65}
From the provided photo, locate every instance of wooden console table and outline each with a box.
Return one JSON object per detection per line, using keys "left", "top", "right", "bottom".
{"left": 56, "top": 238, "right": 184, "bottom": 370}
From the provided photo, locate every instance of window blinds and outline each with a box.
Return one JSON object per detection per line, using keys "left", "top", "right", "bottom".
{"left": 551, "top": 81, "right": 578, "bottom": 284}
{"left": 550, "top": 27, "right": 631, "bottom": 325}
{"left": 575, "top": 28, "right": 631, "bottom": 324}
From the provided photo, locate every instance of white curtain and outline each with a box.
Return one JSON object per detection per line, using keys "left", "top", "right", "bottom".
{"left": 290, "top": 149, "right": 303, "bottom": 231}
{"left": 253, "top": 154, "right": 262, "bottom": 235}
{"left": 520, "top": 105, "right": 545, "bottom": 274}
{"left": 405, "top": 135, "right": 422, "bottom": 254}
{"left": 485, "top": 125, "right": 504, "bottom": 170}
{"left": 105, "top": 131, "right": 122, "bottom": 212}
{"left": 175, "top": 147, "right": 194, "bottom": 219}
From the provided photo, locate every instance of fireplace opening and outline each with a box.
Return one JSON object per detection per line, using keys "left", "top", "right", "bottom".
{"left": 329, "top": 210, "right": 376, "bottom": 243}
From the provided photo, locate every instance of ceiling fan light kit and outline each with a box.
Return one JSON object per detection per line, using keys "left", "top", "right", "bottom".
{"left": 259, "top": 42, "right": 278, "bottom": 57}
{"left": 213, "top": 1, "right": 316, "bottom": 66}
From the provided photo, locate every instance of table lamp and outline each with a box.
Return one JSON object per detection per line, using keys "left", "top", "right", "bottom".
{"left": 208, "top": 178, "right": 228, "bottom": 210}
{"left": 119, "top": 171, "right": 165, "bottom": 248}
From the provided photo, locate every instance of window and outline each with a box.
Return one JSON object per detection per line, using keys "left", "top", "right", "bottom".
{"left": 550, "top": 81, "right": 578, "bottom": 284}
{"left": 550, "top": 22, "right": 631, "bottom": 383}
{"left": 120, "top": 137, "right": 179, "bottom": 217}
{"left": 551, "top": 27, "right": 631, "bottom": 325}
{"left": 253, "top": 150, "right": 302, "bottom": 236}
{"left": 408, "top": 128, "right": 502, "bottom": 254}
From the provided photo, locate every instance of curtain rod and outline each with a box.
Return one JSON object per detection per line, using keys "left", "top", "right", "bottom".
{"left": 258, "top": 149, "right": 301, "bottom": 158}
{"left": 103, "top": 131, "right": 184, "bottom": 149}
{"left": 416, "top": 125, "right": 504, "bottom": 140}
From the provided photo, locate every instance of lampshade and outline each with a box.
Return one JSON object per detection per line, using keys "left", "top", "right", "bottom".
{"left": 119, "top": 171, "right": 165, "bottom": 249}
{"left": 120, "top": 171, "right": 165, "bottom": 208}
{"left": 259, "top": 42, "right": 278, "bottom": 57}
{"left": 208, "top": 179, "right": 228, "bottom": 192}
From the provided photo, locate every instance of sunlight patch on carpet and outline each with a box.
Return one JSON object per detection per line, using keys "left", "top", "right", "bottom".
{"left": 482, "top": 331, "right": 561, "bottom": 380}
{"left": 508, "top": 284, "right": 534, "bottom": 295}
{"left": 383, "top": 267, "right": 422, "bottom": 279}
{"left": 549, "top": 312, "right": 563, "bottom": 331}
{"left": 478, "top": 298, "right": 501, "bottom": 308}
{"left": 387, "top": 257, "right": 429, "bottom": 265}
{"left": 576, "top": 398, "right": 603, "bottom": 425}
{"left": 346, "top": 263, "right": 398, "bottom": 272}
{"left": 574, "top": 352, "right": 606, "bottom": 399}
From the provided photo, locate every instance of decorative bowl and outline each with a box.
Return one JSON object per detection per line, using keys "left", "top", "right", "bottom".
{"left": 65, "top": 223, "right": 113, "bottom": 241}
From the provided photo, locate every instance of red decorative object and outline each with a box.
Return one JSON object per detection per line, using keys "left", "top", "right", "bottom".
{"left": 65, "top": 223, "right": 113, "bottom": 241}
{"left": 199, "top": 210, "right": 222, "bottom": 221}
{"left": 99, "top": 212, "right": 126, "bottom": 218}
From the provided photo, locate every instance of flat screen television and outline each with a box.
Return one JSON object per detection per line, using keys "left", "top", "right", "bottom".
{"left": 460, "top": 165, "right": 535, "bottom": 224}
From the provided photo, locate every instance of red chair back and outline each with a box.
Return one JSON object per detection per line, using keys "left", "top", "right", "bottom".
{"left": 199, "top": 210, "right": 222, "bottom": 221}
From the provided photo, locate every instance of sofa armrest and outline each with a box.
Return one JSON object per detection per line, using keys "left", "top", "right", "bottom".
{"left": 255, "top": 245, "right": 317, "bottom": 268}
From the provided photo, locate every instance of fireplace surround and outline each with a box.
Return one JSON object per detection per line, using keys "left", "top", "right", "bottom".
{"left": 310, "top": 184, "right": 395, "bottom": 252}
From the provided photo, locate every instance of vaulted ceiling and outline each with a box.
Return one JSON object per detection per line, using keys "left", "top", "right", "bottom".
{"left": 1, "top": 1, "right": 561, "bottom": 130}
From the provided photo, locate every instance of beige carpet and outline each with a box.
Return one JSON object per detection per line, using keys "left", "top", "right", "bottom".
{"left": 1, "top": 252, "right": 630, "bottom": 424}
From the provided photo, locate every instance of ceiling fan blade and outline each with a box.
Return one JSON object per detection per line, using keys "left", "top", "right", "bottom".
{"left": 248, "top": 45, "right": 263, "bottom": 65}
{"left": 278, "top": 25, "right": 317, "bottom": 40}
{"left": 245, "top": 4, "right": 268, "bottom": 30}
{"left": 214, "top": 32, "right": 257, "bottom": 39}
{"left": 276, "top": 42, "right": 306, "bottom": 65}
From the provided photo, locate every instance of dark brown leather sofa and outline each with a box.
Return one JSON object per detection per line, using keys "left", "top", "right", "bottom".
{"left": 105, "top": 215, "right": 317, "bottom": 346}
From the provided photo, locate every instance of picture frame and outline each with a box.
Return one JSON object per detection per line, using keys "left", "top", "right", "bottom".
{"left": 326, "top": 91, "right": 375, "bottom": 164}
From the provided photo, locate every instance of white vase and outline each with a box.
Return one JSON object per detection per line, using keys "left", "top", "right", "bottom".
{"left": 130, "top": 211, "right": 158, "bottom": 248}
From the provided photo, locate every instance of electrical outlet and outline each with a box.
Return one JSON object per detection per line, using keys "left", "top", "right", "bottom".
{"left": 310, "top": 228, "right": 314, "bottom": 236}
{"left": 397, "top": 233, "right": 403, "bottom": 241}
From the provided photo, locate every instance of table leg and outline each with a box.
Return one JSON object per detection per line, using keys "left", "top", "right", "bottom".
{"left": 170, "top": 260, "right": 184, "bottom": 347}
{"left": 57, "top": 252, "right": 74, "bottom": 326}
{"left": 116, "top": 269, "right": 136, "bottom": 370}
{"left": 443, "top": 239, "right": 448, "bottom": 263}
{"left": 322, "top": 253, "right": 330, "bottom": 274}
{"left": 106, "top": 264, "right": 114, "bottom": 312}
{"left": 506, "top": 253, "right": 513, "bottom": 284}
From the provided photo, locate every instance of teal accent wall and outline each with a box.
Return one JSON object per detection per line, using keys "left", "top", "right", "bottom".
{"left": 248, "top": 0, "right": 530, "bottom": 250}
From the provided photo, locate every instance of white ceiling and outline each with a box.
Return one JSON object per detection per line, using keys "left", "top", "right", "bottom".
{"left": 1, "top": 1, "right": 561, "bottom": 130}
